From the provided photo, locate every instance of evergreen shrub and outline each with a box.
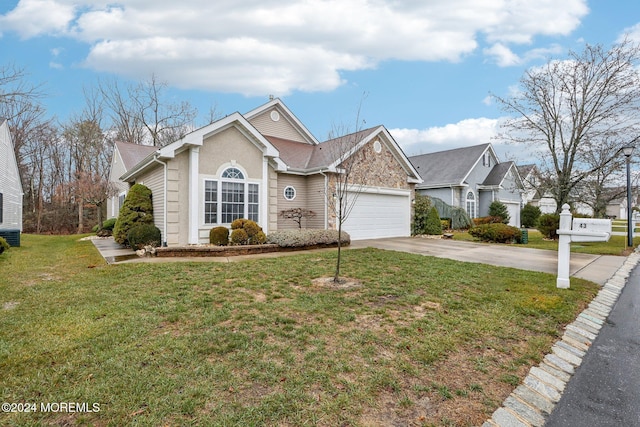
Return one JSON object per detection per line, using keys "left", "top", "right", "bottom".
{"left": 113, "top": 184, "right": 154, "bottom": 245}
{"left": 537, "top": 214, "right": 560, "bottom": 239}
{"left": 127, "top": 224, "right": 162, "bottom": 250}
{"left": 209, "top": 227, "right": 229, "bottom": 245}
{"left": 424, "top": 207, "right": 443, "bottom": 235}
{"left": 521, "top": 204, "right": 542, "bottom": 228}
{"left": 469, "top": 223, "right": 522, "bottom": 243}
{"left": 488, "top": 201, "right": 510, "bottom": 224}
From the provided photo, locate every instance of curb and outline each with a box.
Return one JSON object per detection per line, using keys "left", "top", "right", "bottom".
{"left": 482, "top": 250, "right": 640, "bottom": 427}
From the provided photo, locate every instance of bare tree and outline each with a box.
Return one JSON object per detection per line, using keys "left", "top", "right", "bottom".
{"left": 98, "top": 75, "right": 197, "bottom": 146}
{"left": 324, "top": 99, "right": 370, "bottom": 282}
{"left": 494, "top": 38, "right": 640, "bottom": 212}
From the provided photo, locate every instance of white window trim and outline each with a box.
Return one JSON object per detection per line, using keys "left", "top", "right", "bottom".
{"left": 202, "top": 165, "right": 260, "bottom": 226}
{"left": 466, "top": 190, "right": 477, "bottom": 219}
{"left": 283, "top": 185, "right": 297, "bottom": 201}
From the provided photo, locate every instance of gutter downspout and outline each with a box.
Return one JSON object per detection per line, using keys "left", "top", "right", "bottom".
{"left": 319, "top": 170, "right": 329, "bottom": 229}
{"left": 152, "top": 156, "right": 168, "bottom": 247}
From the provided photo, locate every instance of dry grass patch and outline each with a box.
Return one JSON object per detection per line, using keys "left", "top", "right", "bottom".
{"left": 0, "top": 235, "right": 599, "bottom": 426}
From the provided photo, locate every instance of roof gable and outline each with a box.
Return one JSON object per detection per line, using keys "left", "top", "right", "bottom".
{"left": 244, "top": 98, "right": 319, "bottom": 145}
{"left": 114, "top": 141, "right": 158, "bottom": 171}
{"left": 410, "top": 143, "right": 492, "bottom": 188}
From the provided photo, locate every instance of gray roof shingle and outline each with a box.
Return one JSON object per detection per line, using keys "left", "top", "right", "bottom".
{"left": 115, "top": 141, "right": 157, "bottom": 171}
{"left": 409, "top": 143, "right": 490, "bottom": 187}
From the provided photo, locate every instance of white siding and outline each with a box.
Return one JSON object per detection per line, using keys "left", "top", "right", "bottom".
{"left": 0, "top": 121, "right": 23, "bottom": 231}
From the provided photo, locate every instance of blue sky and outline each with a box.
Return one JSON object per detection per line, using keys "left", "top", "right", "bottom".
{"left": 1, "top": 0, "right": 640, "bottom": 163}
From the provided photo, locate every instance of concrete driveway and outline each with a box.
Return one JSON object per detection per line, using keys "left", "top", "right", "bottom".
{"left": 350, "top": 237, "right": 625, "bottom": 286}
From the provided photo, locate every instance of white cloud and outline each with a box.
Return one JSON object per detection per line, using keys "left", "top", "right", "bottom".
{"left": 390, "top": 117, "right": 501, "bottom": 153}
{"left": 484, "top": 43, "right": 522, "bottom": 67}
{"left": 0, "top": 0, "right": 75, "bottom": 38}
{"left": 619, "top": 23, "right": 640, "bottom": 43}
{"left": 390, "top": 117, "right": 538, "bottom": 164}
{"left": 0, "top": 0, "right": 589, "bottom": 95}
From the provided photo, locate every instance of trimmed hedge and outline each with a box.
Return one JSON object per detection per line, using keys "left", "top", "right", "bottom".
{"left": 267, "top": 229, "right": 351, "bottom": 248}
{"left": 424, "top": 207, "right": 443, "bottom": 235}
{"left": 230, "top": 219, "right": 266, "bottom": 245}
{"left": 473, "top": 216, "right": 505, "bottom": 226}
{"left": 469, "top": 223, "right": 522, "bottom": 243}
{"left": 127, "top": 224, "right": 162, "bottom": 250}
{"left": 209, "top": 226, "right": 229, "bottom": 245}
{"left": 0, "top": 237, "right": 9, "bottom": 255}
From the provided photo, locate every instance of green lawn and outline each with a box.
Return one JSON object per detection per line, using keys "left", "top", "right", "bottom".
{"left": 0, "top": 235, "right": 599, "bottom": 426}
{"left": 454, "top": 229, "right": 640, "bottom": 256}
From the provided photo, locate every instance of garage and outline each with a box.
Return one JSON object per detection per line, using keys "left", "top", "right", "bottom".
{"left": 503, "top": 201, "right": 521, "bottom": 228}
{"left": 342, "top": 189, "right": 411, "bottom": 240}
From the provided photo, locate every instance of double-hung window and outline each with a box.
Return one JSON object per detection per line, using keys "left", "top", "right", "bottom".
{"left": 204, "top": 167, "right": 259, "bottom": 225}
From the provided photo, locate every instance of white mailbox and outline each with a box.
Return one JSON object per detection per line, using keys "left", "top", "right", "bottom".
{"left": 570, "top": 218, "right": 612, "bottom": 242}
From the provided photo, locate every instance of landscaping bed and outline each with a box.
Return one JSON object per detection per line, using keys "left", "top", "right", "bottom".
{"left": 155, "top": 242, "right": 348, "bottom": 257}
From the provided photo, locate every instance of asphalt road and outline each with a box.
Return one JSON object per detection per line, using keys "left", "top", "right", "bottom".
{"left": 545, "top": 264, "right": 640, "bottom": 427}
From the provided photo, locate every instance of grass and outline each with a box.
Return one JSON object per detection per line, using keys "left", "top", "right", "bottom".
{"left": 0, "top": 234, "right": 600, "bottom": 426}
{"left": 454, "top": 228, "right": 640, "bottom": 256}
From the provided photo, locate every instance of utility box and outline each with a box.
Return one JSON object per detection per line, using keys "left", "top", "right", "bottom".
{"left": 570, "top": 218, "right": 612, "bottom": 242}
{"left": 0, "top": 229, "right": 21, "bottom": 247}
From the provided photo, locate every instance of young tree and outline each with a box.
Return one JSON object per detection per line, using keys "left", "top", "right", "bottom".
{"left": 488, "top": 200, "right": 510, "bottom": 224}
{"left": 494, "top": 38, "right": 640, "bottom": 212}
{"left": 325, "top": 129, "right": 368, "bottom": 283}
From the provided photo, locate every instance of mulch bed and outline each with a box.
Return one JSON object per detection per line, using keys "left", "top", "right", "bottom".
{"left": 155, "top": 242, "right": 349, "bottom": 257}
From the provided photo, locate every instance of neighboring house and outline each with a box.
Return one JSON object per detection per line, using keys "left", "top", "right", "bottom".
{"left": 107, "top": 98, "right": 422, "bottom": 245}
{"left": 517, "top": 164, "right": 556, "bottom": 214}
{"left": 0, "top": 119, "right": 23, "bottom": 246}
{"left": 409, "top": 143, "right": 524, "bottom": 227}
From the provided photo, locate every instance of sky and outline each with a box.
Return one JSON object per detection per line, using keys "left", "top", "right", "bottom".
{"left": 1, "top": 0, "right": 640, "bottom": 165}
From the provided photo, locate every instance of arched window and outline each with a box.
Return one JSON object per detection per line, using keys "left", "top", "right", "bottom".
{"left": 466, "top": 191, "right": 476, "bottom": 219}
{"left": 204, "top": 166, "right": 259, "bottom": 225}
{"left": 221, "top": 167, "right": 244, "bottom": 180}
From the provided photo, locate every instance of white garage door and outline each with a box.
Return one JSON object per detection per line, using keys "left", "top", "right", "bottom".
{"left": 504, "top": 201, "right": 521, "bottom": 228}
{"left": 342, "top": 190, "right": 411, "bottom": 240}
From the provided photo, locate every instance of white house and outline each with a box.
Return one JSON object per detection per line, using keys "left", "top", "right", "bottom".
{"left": 0, "top": 119, "right": 23, "bottom": 246}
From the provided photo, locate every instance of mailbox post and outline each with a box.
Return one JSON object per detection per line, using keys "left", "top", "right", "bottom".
{"left": 556, "top": 204, "right": 612, "bottom": 288}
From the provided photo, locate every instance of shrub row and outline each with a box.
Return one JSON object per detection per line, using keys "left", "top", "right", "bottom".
{"left": 472, "top": 216, "right": 505, "bottom": 226}
{"left": 267, "top": 229, "right": 350, "bottom": 248}
{"left": 469, "top": 223, "right": 522, "bottom": 243}
{"left": 208, "top": 219, "right": 267, "bottom": 246}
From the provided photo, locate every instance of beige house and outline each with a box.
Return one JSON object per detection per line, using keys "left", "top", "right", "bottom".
{"left": 107, "top": 98, "right": 422, "bottom": 246}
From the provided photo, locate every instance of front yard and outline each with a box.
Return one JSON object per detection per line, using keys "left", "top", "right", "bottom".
{"left": 0, "top": 235, "right": 599, "bottom": 426}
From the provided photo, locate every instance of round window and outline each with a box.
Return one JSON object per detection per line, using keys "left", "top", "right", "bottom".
{"left": 270, "top": 110, "right": 280, "bottom": 122}
{"left": 283, "top": 186, "right": 296, "bottom": 201}
{"left": 373, "top": 140, "right": 382, "bottom": 153}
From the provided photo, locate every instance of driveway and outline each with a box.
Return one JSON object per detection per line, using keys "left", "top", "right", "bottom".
{"left": 350, "top": 237, "right": 624, "bottom": 286}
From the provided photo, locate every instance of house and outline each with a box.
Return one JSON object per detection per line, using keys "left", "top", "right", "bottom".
{"left": 409, "top": 143, "right": 524, "bottom": 227}
{"left": 517, "top": 164, "right": 556, "bottom": 214}
{"left": 107, "top": 98, "right": 422, "bottom": 245}
{"left": 0, "top": 119, "right": 23, "bottom": 246}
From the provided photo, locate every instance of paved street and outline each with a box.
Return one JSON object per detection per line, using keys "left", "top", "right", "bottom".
{"left": 544, "top": 263, "right": 640, "bottom": 427}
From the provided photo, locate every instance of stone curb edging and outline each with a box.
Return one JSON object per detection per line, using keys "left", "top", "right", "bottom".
{"left": 482, "top": 250, "right": 640, "bottom": 427}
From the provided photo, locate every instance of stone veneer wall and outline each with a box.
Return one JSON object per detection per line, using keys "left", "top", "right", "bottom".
{"left": 325, "top": 138, "right": 415, "bottom": 231}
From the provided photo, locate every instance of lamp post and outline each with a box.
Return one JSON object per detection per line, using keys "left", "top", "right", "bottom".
{"left": 622, "top": 145, "right": 635, "bottom": 248}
